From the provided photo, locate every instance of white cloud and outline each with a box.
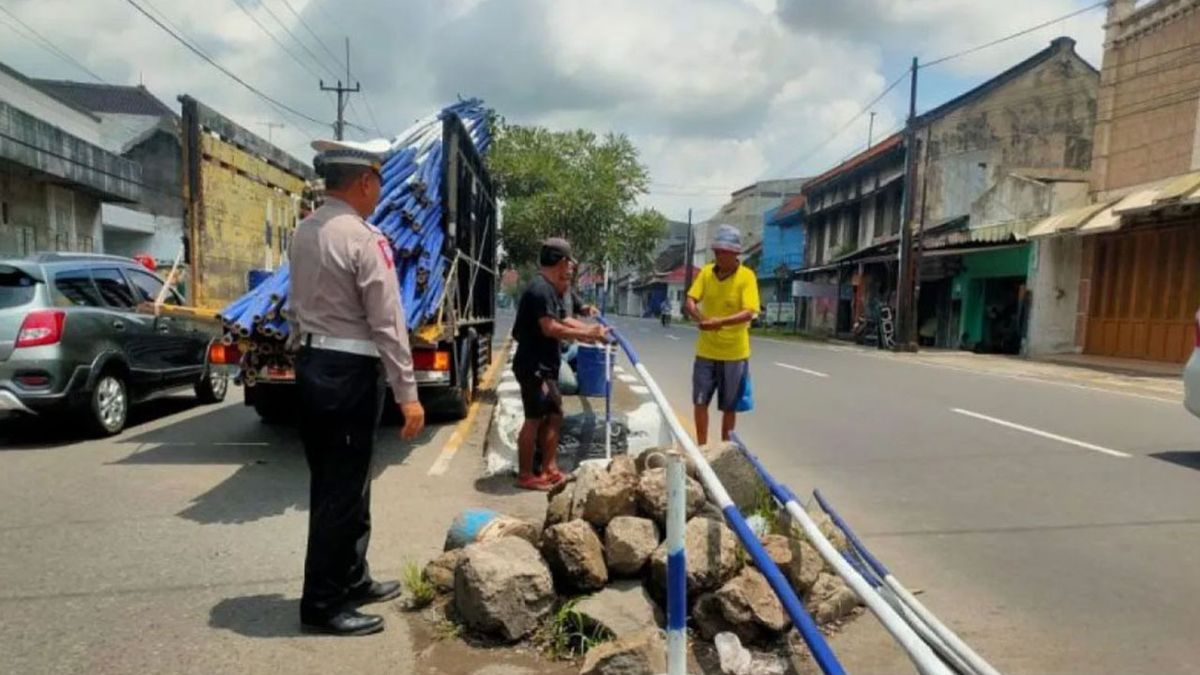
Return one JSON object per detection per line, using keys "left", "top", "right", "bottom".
{"left": 0, "top": 0, "right": 1108, "bottom": 221}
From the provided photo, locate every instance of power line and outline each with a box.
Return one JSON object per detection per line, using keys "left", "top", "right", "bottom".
{"left": 360, "top": 95, "right": 386, "bottom": 137}
{"left": 125, "top": 0, "right": 328, "bottom": 134}
{"left": 776, "top": 71, "right": 909, "bottom": 177}
{"left": 229, "top": 0, "right": 324, "bottom": 81}
{"left": 277, "top": 0, "right": 346, "bottom": 71}
{"left": 921, "top": 1, "right": 1107, "bottom": 69}
{"left": 257, "top": 0, "right": 340, "bottom": 80}
{"left": 272, "top": 0, "right": 386, "bottom": 137}
{"left": 773, "top": 3, "right": 1109, "bottom": 180}
{"left": 0, "top": 5, "right": 105, "bottom": 82}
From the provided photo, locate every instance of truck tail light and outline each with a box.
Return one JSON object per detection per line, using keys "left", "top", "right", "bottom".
{"left": 209, "top": 342, "right": 243, "bottom": 365}
{"left": 414, "top": 349, "right": 451, "bottom": 371}
{"left": 15, "top": 310, "right": 65, "bottom": 348}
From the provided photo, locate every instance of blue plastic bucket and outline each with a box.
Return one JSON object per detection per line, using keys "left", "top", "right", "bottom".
{"left": 247, "top": 269, "right": 272, "bottom": 291}
{"left": 576, "top": 344, "right": 614, "bottom": 397}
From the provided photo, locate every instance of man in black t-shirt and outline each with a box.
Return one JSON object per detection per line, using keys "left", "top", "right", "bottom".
{"left": 511, "top": 238, "right": 608, "bottom": 491}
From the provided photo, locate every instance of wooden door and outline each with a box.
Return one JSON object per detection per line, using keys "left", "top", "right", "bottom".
{"left": 1086, "top": 223, "right": 1200, "bottom": 362}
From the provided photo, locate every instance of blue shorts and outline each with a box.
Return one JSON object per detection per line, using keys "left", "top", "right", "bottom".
{"left": 692, "top": 357, "right": 749, "bottom": 412}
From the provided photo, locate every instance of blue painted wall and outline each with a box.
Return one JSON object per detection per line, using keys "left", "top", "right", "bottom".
{"left": 760, "top": 206, "right": 806, "bottom": 279}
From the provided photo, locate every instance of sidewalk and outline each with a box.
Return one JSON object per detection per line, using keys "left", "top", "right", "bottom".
{"left": 883, "top": 348, "right": 1183, "bottom": 402}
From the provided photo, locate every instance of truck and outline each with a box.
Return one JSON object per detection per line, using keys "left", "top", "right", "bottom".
{"left": 230, "top": 113, "right": 498, "bottom": 423}
{"left": 178, "top": 96, "right": 315, "bottom": 311}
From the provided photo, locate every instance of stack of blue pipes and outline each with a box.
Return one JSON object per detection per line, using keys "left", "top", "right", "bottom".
{"left": 217, "top": 99, "right": 491, "bottom": 349}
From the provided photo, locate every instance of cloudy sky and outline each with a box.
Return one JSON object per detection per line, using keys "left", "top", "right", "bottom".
{"left": 0, "top": 0, "right": 1108, "bottom": 221}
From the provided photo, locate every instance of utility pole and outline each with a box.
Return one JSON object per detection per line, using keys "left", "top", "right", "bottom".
{"left": 683, "top": 208, "right": 695, "bottom": 311}
{"left": 258, "top": 121, "right": 284, "bottom": 144}
{"left": 867, "top": 111, "right": 877, "bottom": 149}
{"left": 319, "top": 38, "right": 360, "bottom": 140}
{"left": 895, "top": 57, "right": 919, "bottom": 352}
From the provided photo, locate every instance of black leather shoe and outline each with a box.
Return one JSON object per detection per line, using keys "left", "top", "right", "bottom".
{"left": 301, "top": 609, "right": 384, "bottom": 636}
{"left": 348, "top": 579, "right": 402, "bottom": 606}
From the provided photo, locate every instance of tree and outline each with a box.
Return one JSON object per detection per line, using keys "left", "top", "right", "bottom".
{"left": 488, "top": 121, "right": 667, "bottom": 270}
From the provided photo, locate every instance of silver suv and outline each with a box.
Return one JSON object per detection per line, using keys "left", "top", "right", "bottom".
{"left": 0, "top": 253, "right": 227, "bottom": 436}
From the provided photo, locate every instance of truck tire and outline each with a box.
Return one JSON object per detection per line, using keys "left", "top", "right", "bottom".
{"left": 443, "top": 340, "right": 476, "bottom": 420}
{"left": 251, "top": 389, "right": 294, "bottom": 425}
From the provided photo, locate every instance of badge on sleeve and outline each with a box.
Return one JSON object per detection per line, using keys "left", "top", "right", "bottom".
{"left": 376, "top": 238, "right": 395, "bottom": 269}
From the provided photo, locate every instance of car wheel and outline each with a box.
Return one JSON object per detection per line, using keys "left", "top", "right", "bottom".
{"left": 89, "top": 372, "right": 128, "bottom": 437}
{"left": 195, "top": 369, "right": 229, "bottom": 404}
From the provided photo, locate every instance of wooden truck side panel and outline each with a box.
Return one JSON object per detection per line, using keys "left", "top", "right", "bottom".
{"left": 179, "top": 96, "right": 313, "bottom": 310}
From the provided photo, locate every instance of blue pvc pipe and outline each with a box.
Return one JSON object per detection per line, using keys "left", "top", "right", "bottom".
{"left": 599, "top": 322, "right": 844, "bottom": 675}
{"left": 721, "top": 504, "right": 845, "bottom": 675}
{"left": 595, "top": 316, "right": 640, "bottom": 364}
{"left": 813, "top": 489, "right": 890, "bottom": 579}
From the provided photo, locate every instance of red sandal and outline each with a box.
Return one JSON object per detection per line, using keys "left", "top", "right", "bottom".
{"left": 516, "top": 475, "right": 554, "bottom": 491}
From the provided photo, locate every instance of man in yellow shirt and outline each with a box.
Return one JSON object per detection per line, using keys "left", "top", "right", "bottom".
{"left": 684, "top": 224, "right": 760, "bottom": 445}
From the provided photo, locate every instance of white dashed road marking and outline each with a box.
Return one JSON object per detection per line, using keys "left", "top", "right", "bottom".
{"left": 774, "top": 362, "right": 830, "bottom": 378}
{"left": 951, "top": 408, "right": 1131, "bottom": 459}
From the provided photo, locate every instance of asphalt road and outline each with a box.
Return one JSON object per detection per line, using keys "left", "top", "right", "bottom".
{"left": 0, "top": 324, "right": 566, "bottom": 675}
{"left": 607, "top": 314, "right": 1200, "bottom": 675}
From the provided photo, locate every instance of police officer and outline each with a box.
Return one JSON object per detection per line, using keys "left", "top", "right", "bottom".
{"left": 289, "top": 138, "right": 425, "bottom": 636}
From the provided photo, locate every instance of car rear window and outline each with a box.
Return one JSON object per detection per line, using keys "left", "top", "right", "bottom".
{"left": 54, "top": 269, "right": 105, "bottom": 307}
{"left": 0, "top": 267, "right": 37, "bottom": 309}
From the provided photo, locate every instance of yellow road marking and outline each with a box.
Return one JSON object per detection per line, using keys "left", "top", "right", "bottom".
{"left": 427, "top": 340, "right": 510, "bottom": 476}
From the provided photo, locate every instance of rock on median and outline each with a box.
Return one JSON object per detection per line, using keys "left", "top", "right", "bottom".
{"left": 604, "top": 516, "right": 660, "bottom": 577}
{"left": 580, "top": 467, "right": 640, "bottom": 529}
{"left": 541, "top": 520, "right": 608, "bottom": 592}
{"left": 579, "top": 628, "right": 667, "bottom": 675}
{"left": 636, "top": 467, "right": 706, "bottom": 525}
{"left": 701, "top": 441, "right": 764, "bottom": 512}
{"left": 454, "top": 537, "right": 555, "bottom": 642}
{"left": 650, "top": 516, "right": 742, "bottom": 594}
{"left": 698, "top": 567, "right": 791, "bottom": 645}
{"left": 761, "top": 534, "right": 823, "bottom": 594}
{"left": 806, "top": 572, "right": 860, "bottom": 625}
{"left": 574, "top": 579, "right": 662, "bottom": 639}
{"left": 424, "top": 548, "right": 465, "bottom": 594}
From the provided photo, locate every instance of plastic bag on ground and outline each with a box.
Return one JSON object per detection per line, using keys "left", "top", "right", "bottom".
{"left": 715, "top": 632, "right": 787, "bottom": 675}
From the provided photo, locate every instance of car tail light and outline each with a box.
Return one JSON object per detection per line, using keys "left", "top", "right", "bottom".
{"left": 15, "top": 310, "right": 65, "bottom": 348}
{"left": 414, "top": 349, "right": 451, "bottom": 371}
{"left": 209, "top": 342, "right": 243, "bottom": 365}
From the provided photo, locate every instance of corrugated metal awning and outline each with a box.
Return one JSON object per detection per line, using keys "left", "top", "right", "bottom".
{"left": 1090, "top": 172, "right": 1200, "bottom": 227}
{"left": 921, "top": 242, "right": 1025, "bottom": 258}
{"left": 1025, "top": 202, "right": 1111, "bottom": 238}
{"left": 970, "top": 218, "right": 1037, "bottom": 243}
{"left": 1079, "top": 188, "right": 1159, "bottom": 234}
{"left": 1155, "top": 171, "right": 1200, "bottom": 203}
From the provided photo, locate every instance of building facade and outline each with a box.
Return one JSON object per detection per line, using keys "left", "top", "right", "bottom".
{"left": 1077, "top": 0, "right": 1200, "bottom": 363}
{"left": 691, "top": 177, "right": 806, "bottom": 268}
{"left": 0, "top": 62, "right": 141, "bottom": 258}
{"left": 795, "top": 37, "right": 1099, "bottom": 352}
{"left": 34, "top": 79, "right": 185, "bottom": 264}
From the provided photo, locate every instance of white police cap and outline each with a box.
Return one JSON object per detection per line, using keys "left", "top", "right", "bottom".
{"left": 311, "top": 138, "right": 390, "bottom": 170}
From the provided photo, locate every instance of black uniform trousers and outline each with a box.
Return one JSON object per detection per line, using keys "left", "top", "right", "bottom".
{"left": 296, "top": 346, "right": 385, "bottom": 622}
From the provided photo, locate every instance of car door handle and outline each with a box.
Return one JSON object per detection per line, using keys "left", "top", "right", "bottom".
{"left": 112, "top": 320, "right": 125, "bottom": 331}
{"left": 158, "top": 324, "right": 171, "bottom": 333}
